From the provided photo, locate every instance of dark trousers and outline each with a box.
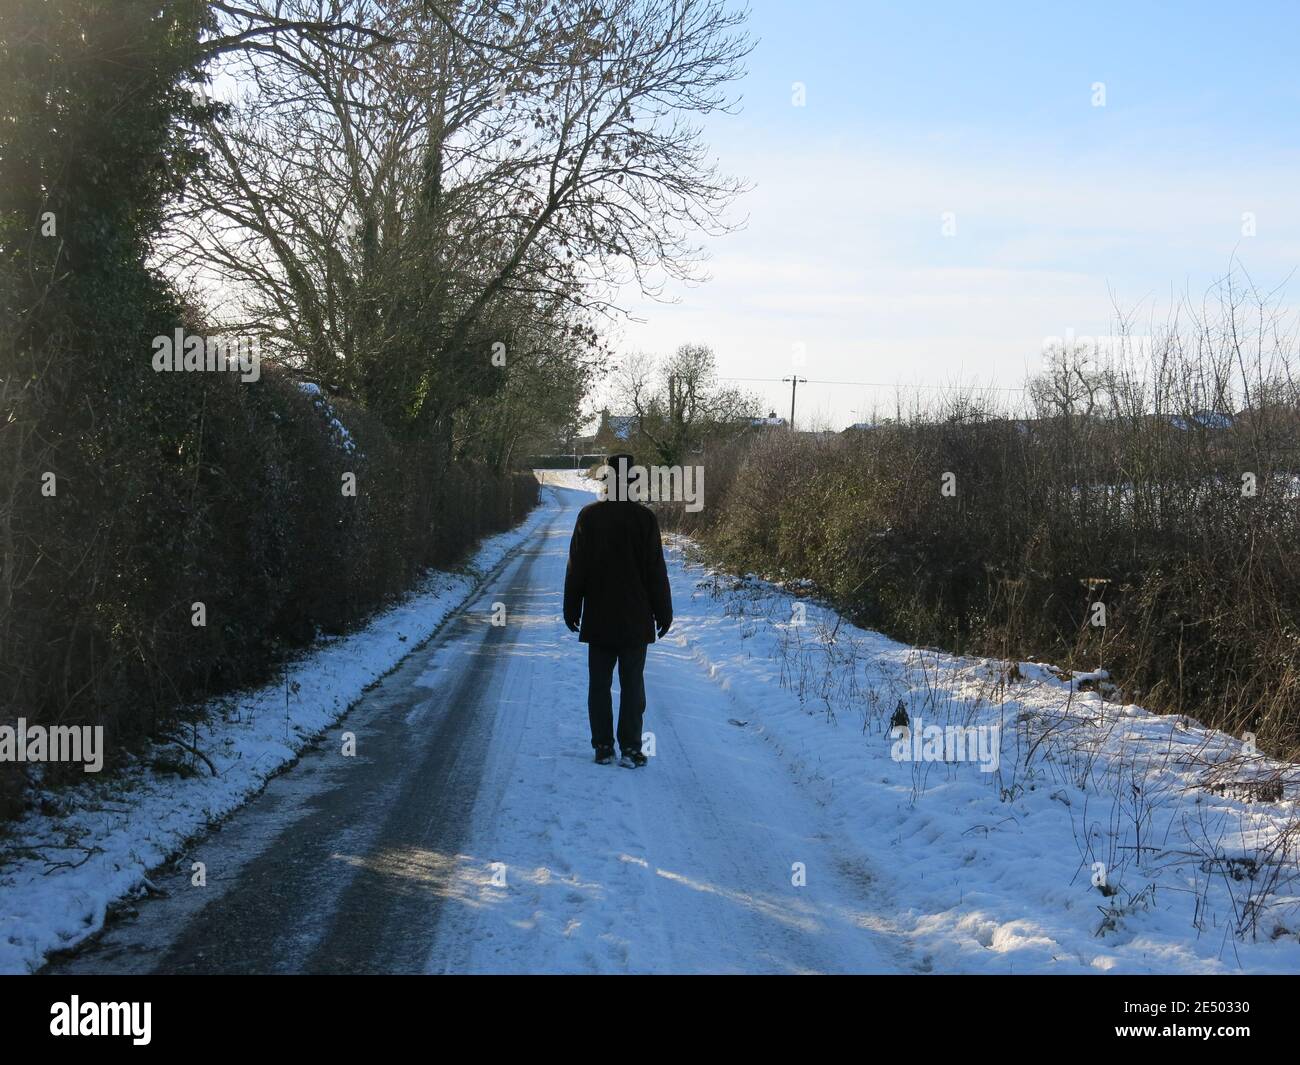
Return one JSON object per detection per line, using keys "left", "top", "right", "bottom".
{"left": 587, "top": 643, "right": 648, "bottom": 754}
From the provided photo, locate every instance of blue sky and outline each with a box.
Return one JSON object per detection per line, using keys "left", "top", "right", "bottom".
{"left": 610, "top": 0, "right": 1300, "bottom": 427}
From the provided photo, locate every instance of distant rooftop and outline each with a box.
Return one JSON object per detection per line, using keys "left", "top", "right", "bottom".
{"left": 1168, "top": 410, "right": 1234, "bottom": 431}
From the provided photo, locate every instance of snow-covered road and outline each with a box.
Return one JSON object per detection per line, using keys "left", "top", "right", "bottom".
{"left": 40, "top": 473, "right": 1300, "bottom": 974}
{"left": 48, "top": 477, "right": 910, "bottom": 974}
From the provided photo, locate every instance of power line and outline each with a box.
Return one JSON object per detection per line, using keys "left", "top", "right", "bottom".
{"left": 718, "top": 375, "right": 1029, "bottom": 393}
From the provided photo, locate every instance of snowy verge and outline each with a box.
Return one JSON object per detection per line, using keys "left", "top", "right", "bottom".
{"left": 661, "top": 538, "right": 1300, "bottom": 973}
{"left": 0, "top": 488, "right": 552, "bottom": 974}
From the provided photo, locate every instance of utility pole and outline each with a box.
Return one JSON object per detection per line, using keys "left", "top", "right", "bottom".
{"left": 782, "top": 376, "right": 806, "bottom": 431}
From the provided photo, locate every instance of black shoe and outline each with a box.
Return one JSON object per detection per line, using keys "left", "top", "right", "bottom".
{"left": 619, "top": 750, "right": 647, "bottom": 769}
{"left": 594, "top": 746, "right": 615, "bottom": 765}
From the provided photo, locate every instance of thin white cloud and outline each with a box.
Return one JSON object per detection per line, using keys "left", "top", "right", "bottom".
{"left": 612, "top": 138, "right": 1300, "bottom": 426}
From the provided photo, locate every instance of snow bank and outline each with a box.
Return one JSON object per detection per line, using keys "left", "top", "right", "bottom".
{"left": 666, "top": 549, "right": 1300, "bottom": 972}
{"left": 536, "top": 467, "right": 598, "bottom": 493}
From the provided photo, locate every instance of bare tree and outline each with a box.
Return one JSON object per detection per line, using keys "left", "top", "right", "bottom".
{"left": 616, "top": 343, "right": 757, "bottom": 465}
{"left": 166, "top": 0, "right": 752, "bottom": 452}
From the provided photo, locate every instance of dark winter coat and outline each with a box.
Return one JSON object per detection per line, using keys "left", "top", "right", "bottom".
{"left": 563, "top": 499, "right": 673, "bottom": 647}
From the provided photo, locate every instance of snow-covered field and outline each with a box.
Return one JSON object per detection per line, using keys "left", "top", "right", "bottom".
{"left": 0, "top": 500, "right": 550, "bottom": 974}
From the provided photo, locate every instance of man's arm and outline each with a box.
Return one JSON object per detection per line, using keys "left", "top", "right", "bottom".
{"left": 562, "top": 511, "right": 586, "bottom": 632}
{"left": 646, "top": 511, "right": 673, "bottom": 637}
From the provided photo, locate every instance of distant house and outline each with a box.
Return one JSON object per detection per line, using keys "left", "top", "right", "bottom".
{"left": 748, "top": 410, "right": 786, "bottom": 428}
{"left": 570, "top": 408, "right": 640, "bottom": 455}
{"left": 600, "top": 411, "right": 639, "bottom": 445}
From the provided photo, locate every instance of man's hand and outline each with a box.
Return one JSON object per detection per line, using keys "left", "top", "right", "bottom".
{"left": 565, "top": 618, "right": 580, "bottom": 634}
{"left": 657, "top": 620, "right": 672, "bottom": 639}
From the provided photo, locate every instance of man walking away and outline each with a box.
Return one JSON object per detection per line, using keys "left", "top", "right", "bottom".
{"left": 563, "top": 453, "right": 673, "bottom": 767}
